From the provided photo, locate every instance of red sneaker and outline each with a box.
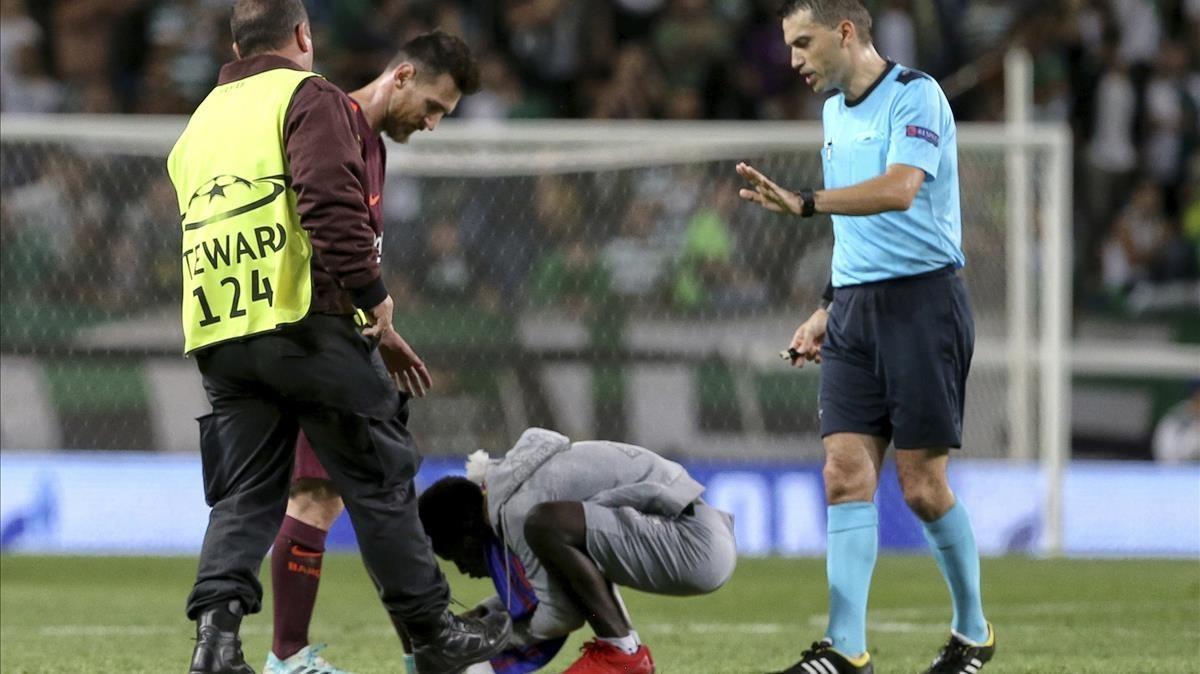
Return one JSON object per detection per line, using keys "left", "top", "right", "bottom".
{"left": 561, "top": 639, "right": 655, "bottom": 674}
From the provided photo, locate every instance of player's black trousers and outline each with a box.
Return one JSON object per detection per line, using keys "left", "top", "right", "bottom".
{"left": 184, "top": 314, "right": 449, "bottom": 623}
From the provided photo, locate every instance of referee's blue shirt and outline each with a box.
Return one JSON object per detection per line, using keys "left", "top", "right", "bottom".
{"left": 821, "top": 61, "right": 964, "bottom": 287}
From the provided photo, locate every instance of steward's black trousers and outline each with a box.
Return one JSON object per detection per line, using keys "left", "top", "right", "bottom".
{"left": 184, "top": 313, "right": 449, "bottom": 623}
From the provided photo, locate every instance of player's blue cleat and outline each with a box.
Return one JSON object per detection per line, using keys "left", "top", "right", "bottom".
{"left": 263, "top": 644, "right": 353, "bottom": 674}
{"left": 924, "top": 623, "right": 995, "bottom": 674}
{"left": 774, "top": 638, "right": 873, "bottom": 674}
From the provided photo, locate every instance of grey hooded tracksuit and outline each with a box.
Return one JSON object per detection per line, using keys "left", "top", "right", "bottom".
{"left": 481, "top": 428, "right": 737, "bottom": 640}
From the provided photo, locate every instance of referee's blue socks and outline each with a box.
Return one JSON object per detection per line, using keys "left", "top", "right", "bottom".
{"left": 825, "top": 501, "right": 878, "bottom": 657}
{"left": 922, "top": 500, "right": 989, "bottom": 644}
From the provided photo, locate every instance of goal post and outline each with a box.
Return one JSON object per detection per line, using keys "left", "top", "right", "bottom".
{"left": 0, "top": 113, "right": 1073, "bottom": 552}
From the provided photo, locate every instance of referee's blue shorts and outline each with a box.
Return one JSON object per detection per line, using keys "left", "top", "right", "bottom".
{"left": 819, "top": 265, "right": 975, "bottom": 449}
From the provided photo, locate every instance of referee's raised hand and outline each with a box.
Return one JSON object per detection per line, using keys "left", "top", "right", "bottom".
{"left": 736, "top": 162, "right": 802, "bottom": 215}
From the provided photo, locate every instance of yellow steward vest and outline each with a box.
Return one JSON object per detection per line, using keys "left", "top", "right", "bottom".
{"left": 167, "top": 67, "right": 319, "bottom": 353}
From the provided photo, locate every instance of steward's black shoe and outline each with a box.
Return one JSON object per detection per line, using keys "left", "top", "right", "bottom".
{"left": 774, "top": 638, "right": 873, "bottom": 674}
{"left": 925, "top": 623, "right": 995, "bottom": 674}
{"left": 409, "top": 609, "right": 511, "bottom": 674}
{"left": 188, "top": 600, "right": 255, "bottom": 674}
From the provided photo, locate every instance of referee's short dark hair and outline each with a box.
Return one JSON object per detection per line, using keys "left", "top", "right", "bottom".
{"left": 388, "top": 31, "right": 482, "bottom": 96}
{"left": 231, "top": 0, "right": 309, "bottom": 57}
{"left": 778, "top": 0, "right": 873, "bottom": 44}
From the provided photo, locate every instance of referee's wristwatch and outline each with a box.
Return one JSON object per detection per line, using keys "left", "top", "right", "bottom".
{"left": 797, "top": 189, "right": 816, "bottom": 217}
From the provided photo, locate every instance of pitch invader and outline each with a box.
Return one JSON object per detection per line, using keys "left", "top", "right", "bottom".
{"left": 737, "top": 1, "right": 995, "bottom": 673}
{"left": 419, "top": 428, "right": 738, "bottom": 674}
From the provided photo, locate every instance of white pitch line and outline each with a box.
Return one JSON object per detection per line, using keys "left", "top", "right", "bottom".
{"left": 25, "top": 622, "right": 798, "bottom": 638}
{"left": 641, "top": 622, "right": 796, "bottom": 635}
{"left": 806, "top": 616, "right": 942, "bottom": 634}
{"left": 869, "top": 621, "right": 937, "bottom": 634}
{"left": 806, "top": 600, "right": 1179, "bottom": 623}
{"left": 15, "top": 600, "right": 1187, "bottom": 641}
{"left": 37, "top": 625, "right": 178, "bottom": 637}
{"left": 22, "top": 623, "right": 399, "bottom": 638}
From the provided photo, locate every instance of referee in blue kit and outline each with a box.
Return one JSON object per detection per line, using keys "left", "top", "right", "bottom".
{"left": 737, "top": 2, "right": 994, "bottom": 673}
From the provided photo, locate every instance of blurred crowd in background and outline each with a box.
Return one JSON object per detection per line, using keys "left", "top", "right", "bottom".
{"left": 1, "top": 0, "right": 1198, "bottom": 321}
{"left": 0, "top": 0, "right": 1197, "bottom": 459}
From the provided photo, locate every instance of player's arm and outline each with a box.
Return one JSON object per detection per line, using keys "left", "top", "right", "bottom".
{"left": 285, "top": 80, "right": 386, "bottom": 309}
{"left": 286, "top": 81, "right": 432, "bottom": 395}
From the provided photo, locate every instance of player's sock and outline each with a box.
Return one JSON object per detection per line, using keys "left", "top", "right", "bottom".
{"left": 825, "top": 501, "right": 878, "bottom": 657}
{"left": 598, "top": 633, "right": 640, "bottom": 655}
{"left": 922, "top": 500, "right": 989, "bottom": 644}
{"left": 271, "top": 516, "right": 328, "bottom": 660}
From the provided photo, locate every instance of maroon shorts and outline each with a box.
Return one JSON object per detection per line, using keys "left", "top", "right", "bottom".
{"left": 293, "top": 431, "right": 331, "bottom": 482}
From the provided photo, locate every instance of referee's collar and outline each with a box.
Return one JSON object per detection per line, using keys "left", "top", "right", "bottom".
{"left": 844, "top": 60, "right": 896, "bottom": 108}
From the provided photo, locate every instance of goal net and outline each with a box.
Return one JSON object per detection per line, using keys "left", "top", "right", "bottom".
{"left": 0, "top": 116, "right": 1070, "bottom": 471}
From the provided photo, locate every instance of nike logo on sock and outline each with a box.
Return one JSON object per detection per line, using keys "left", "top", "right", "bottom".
{"left": 290, "top": 545, "right": 322, "bottom": 558}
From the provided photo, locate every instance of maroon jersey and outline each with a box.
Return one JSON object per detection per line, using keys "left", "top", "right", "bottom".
{"left": 349, "top": 98, "right": 386, "bottom": 272}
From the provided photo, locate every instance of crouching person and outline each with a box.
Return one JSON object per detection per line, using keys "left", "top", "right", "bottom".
{"left": 418, "top": 428, "right": 737, "bottom": 674}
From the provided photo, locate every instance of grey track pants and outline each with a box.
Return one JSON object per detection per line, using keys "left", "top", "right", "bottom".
{"left": 583, "top": 501, "right": 737, "bottom": 596}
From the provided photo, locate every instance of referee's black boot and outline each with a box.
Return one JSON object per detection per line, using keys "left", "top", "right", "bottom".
{"left": 774, "top": 638, "right": 873, "bottom": 674}
{"left": 924, "top": 623, "right": 995, "bottom": 674}
{"left": 407, "top": 608, "right": 512, "bottom": 674}
{"left": 188, "top": 599, "right": 255, "bottom": 674}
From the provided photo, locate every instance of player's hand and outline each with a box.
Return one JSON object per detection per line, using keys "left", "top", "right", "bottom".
{"left": 366, "top": 296, "right": 433, "bottom": 396}
{"left": 736, "top": 162, "right": 802, "bottom": 215}
{"left": 378, "top": 331, "right": 432, "bottom": 397}
{"left": 787, "top": 307, "right": 828, "bottom": 368}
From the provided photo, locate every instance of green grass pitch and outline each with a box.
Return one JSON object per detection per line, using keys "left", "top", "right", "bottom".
{"left": 1, "top": 555, "right": 1197, "bottom": 673}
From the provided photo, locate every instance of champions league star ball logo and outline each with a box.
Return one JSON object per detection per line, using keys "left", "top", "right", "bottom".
{"left": 182, "top": 173, "right": 290, "bottom": 231}
{"left": 191, "top": 174, "right": 254, "bottom": 204}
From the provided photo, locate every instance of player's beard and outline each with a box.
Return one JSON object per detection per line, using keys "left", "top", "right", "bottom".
{"left": 386, "top": 119, "right": 415, "bottom": 144}
{"left": 383, "top": 93, "right": 417, "bottom": 143}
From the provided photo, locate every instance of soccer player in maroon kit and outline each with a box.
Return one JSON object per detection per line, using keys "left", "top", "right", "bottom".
{"left": 265, "top": 30, "right": 481, "bottom": 674}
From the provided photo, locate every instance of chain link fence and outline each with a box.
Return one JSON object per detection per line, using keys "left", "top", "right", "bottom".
{"left": 0, "top": 120, "right": 1026, "bottom": 459}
